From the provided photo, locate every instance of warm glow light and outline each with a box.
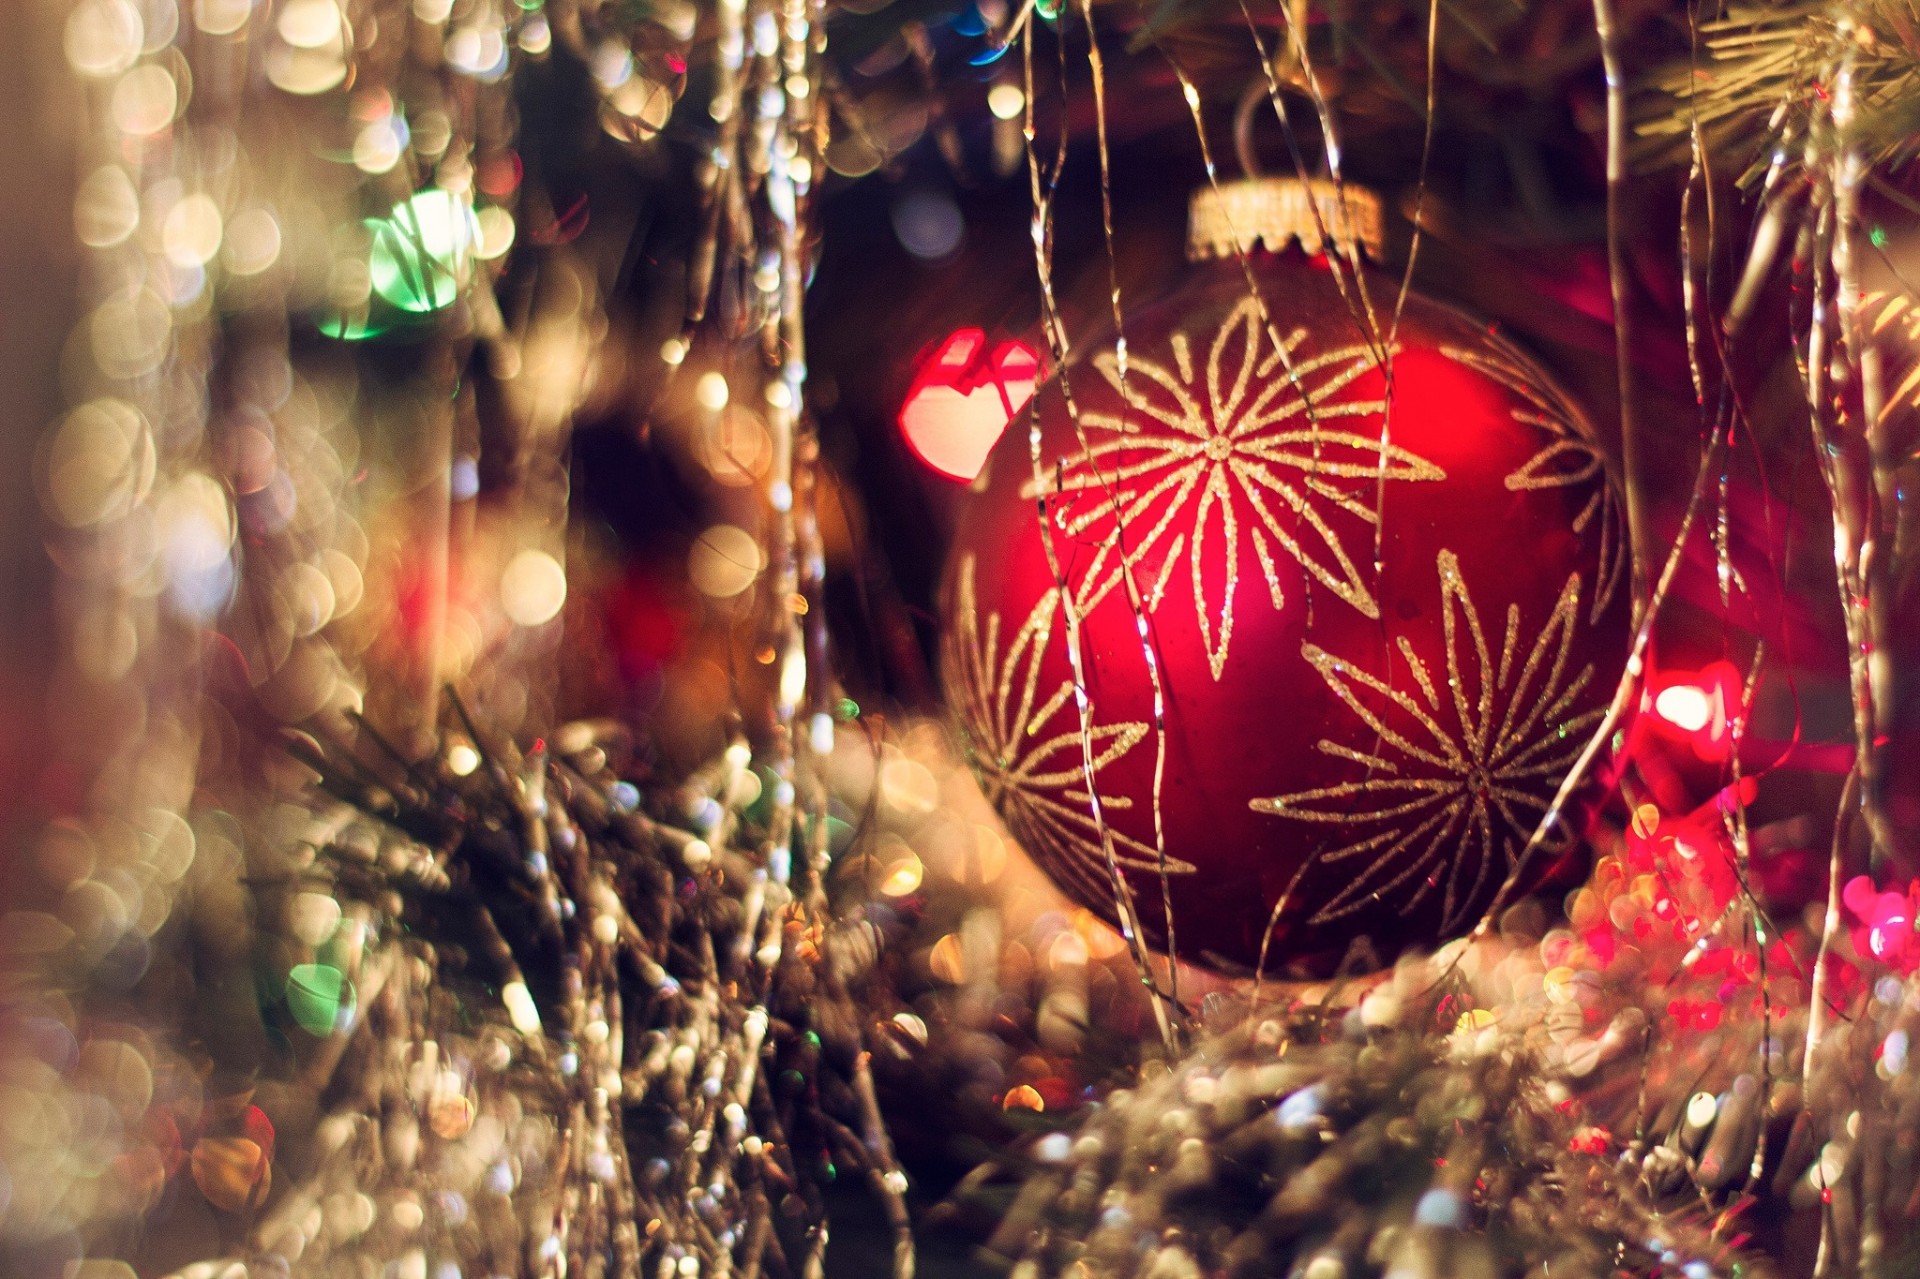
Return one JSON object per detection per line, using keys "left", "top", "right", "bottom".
{"left": 878, "top": 756, "right": 940, "bottom": 815}
{"left": 223, "top": 208, "right": 282, "bottom": 274}
{"left": 277, "top": 0, "right": 342, "bottom": 48}
{"left": 697, "top": 407, "right": 771, "bottom": 485}
{"left": 1046, "top": 931, "right": 1089, "bottom": 968}
{"left": 267, "top": 39, "right": 348, "bottom": 95}
{"left": 289, "top": 892, "right": 342, "bottom": 946}
{"left": 1002, "top": 1085, "right": 1044, "bottom": 1112}
{"left": 694, "top": 370, "right": 730, "bottom": 411}
{"left": 880, "top": 852, "right": 924, "bottom": 897}
{"left": 447, "top": 25, "right": 509, "bottom": 80}
{"left": 500, "top": 549, "right": 567, "bottom": 626}
{"left": 112, "top": 65, "right": 179, "bottom": 137}
{"left": 608, "top": 76, "right": 675, "bottom": 136}
{"left": 1654, "top": 683, "right": 1713, "bottom": 733}
{"left": 927, "top": 933, "right": 966, "bottom": 984}
{"left": 1071, "top": 908, "right": 1127, "bottom": 959}
{"left": 353, "top": 118, "right": 408, "bottom": 174}
{"left": 446, "top": 742, "right": 481, "bottom": 776}
{"left": 67, "top": 0, "right": 143, "bottom": 78}
{"left": 474, "top": 205, "right": 516, "bottom": 259}
{"left": 689, "top": 524, "right": 764, "bottom": 598}
{"left": 502, "top": 980, "right": 542, "bottom": 1035}
{"left": 987, "top": 83, "right": 1025, "bottom": 120}
{"left": 43, "top": 398, "right": 150, "bottom": 528}
{"left": 1686, "top": 1091, "right": 1718, "bottom": 1128}
{"left": 75, "top": 166, "right": 141, "bottom": 248}
{"left": 155, "top": 472, "right": 237, "bottom": 621}
{"left": 1648, "top": 661, "right": 1746, "bottom": 762}
{"left": 194, "top": 0, "right": 252, "bottom": 35}
{"left": 778, "top": 644, "right": 807, "bottom": 708}
{"left": 162, "top": 193, "right": 223, "bottom": 268}
{"left": 898, "top": 330, "right": 1040, "bottom": 481}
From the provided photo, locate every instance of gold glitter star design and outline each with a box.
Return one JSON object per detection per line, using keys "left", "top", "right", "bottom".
{"left": 942, "top": 556, "right": 1193, "bottom": 907}
{"left": 1251, "top": 550, "right": 1602, "bottom": 934}
{"left": 1442, "top": 341, "right": 1627, "bottom": 624}
{"left": 1024, "top": 295, "right": 1445, "bottom": 679}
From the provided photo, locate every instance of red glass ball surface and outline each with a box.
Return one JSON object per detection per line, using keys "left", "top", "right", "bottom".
{"left": 941, "top": 254, "right": 1632, "bottom": 977}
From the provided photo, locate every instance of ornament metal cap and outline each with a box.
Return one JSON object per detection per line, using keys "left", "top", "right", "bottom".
{"left": 1186, "top": 176, "right": 1385, "bottom": 264}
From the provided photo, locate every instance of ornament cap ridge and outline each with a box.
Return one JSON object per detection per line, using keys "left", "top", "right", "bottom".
{"left": 1186, "top": 176, "right": 1385, "bottom": 264}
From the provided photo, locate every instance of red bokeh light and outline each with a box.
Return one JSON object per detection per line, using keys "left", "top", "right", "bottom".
{"left": 898, "top": 329, "right": 1039, "bottom": 482}
{"left": 1647, "top": 659, "right": 1742, "bottom": 760}
{"left": 1845, "top": 874, "right": 1920, "bottom": 966}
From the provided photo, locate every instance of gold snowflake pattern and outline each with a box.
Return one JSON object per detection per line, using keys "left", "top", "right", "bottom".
{"left": 1024, "top": 295, "right": 1445, "bottom": 679}
{"left": 942, "top": 556, "right": 1194, "bottom": 906}
{"left": 1443, "top": 342, "right": 1627, "bottom": 623}
{"left": 1251, "top": 550, "right": 1602, "bottom": 934}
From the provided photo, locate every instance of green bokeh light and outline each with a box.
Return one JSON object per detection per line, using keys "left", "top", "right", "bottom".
{"left": 287, "top": 962, "right": 356, "bottom": 1036}
{"left": 368, "top": 189, "right": 478, "bottom": 314}
{"left": 316, "top": 310, "right": 390, "bottom": 341}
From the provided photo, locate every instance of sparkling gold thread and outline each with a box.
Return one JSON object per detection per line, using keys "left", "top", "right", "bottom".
{"left": 1252, "top": 550, "right": 1600, "bottom": 933}
{"left": 1024, "top": 296, "right": 1444, "bottom": 678}
{"left": 1073, "top": 0, "right": 1186, "bottom": 1020}
{"left": 1019, "top": 14, "right": 1184, "bottom": 1054}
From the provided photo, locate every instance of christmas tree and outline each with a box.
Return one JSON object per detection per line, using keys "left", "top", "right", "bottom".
{"left": 4, "top": 0, "right": 1920, "bottom": 1273}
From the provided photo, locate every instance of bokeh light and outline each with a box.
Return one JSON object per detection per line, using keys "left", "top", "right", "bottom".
{"left": 74, "top": 166, "right": 140, "bottom": 247}
{"left": 160, "top": 193, "right": 222, "bottom": 269}
{"left": 500, "top": 549, "right": 568, "bottom": 626}
{"left": 987, "top": 82, "right": 1025, "bottom": 120}
{"left": 898, "top": 330, "right": 1039, "bottom": 481}
{"left": 66, "top": 0, "right": 144, "bottom": 78}
{"left": 890, "top": 189, "right": 964, "bottom": 260}
{"left": 1653, "top": 683, "right": 1712, "bottom": 733}
{"left": 689, "top": 524, "right": 764, "bottom": 598}
{"left": 368, "top": 189, "right": 479, "bottom": 313}
{"left": 222, "top": 208, "right": 282, "bottom": 275}
{"left": 695, "top": 370, "right": 731, "bottom": 411}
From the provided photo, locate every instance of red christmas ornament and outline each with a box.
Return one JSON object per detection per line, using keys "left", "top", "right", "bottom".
{"left": 941, "top": 179, "right": 1632, "bottom": 977}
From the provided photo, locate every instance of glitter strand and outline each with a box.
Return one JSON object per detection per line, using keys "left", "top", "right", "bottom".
{"left": 1591, "top": 0, "right": 1652, "bottom": 621}
{"left": 1018, "top": 19, "right": 1185, "bottom": 1058}
{"left": 1074, "top": 0, "right": 1185, "bottom": 1022}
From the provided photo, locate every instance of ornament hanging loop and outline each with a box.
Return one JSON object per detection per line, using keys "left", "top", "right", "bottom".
{"left": 1231, "top": 76, "right": 1322, "bottom": 183}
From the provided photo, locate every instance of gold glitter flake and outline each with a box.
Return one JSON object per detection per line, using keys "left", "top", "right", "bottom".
{"left": 1024, "top": 296, "right": 1445, "bottom": 680}
{"left": 943, "top": 557, "right": 1193, "bottom": 906}
{"left": 1443, "top": 341, "right": 1627, "bottom": 623}
{"left": 1251, "top": 550, "right": 1602, "bottom": 933}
